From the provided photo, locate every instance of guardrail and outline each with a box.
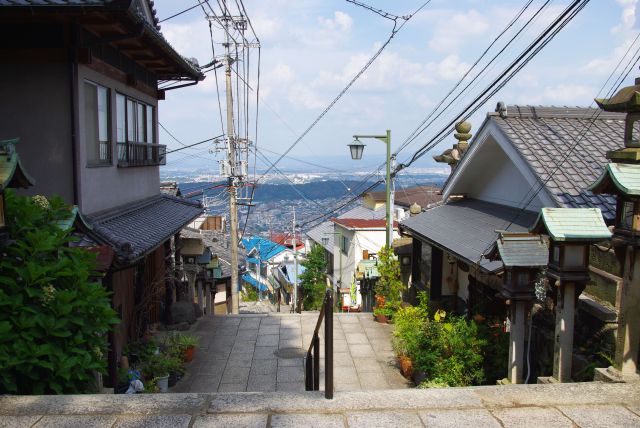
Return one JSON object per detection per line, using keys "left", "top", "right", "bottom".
{"left": 304, "top": 289, "right": 333, "bottom": 399}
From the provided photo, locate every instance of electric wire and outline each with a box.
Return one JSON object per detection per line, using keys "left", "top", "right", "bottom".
{"left": 159, "top": 2, "right": 202, "bottom": 23}
{"left": 255, "top": 0, "right": 433, "bottom": 183}
{"left": 396, "top": 0, "right": 540, "bottom": 155}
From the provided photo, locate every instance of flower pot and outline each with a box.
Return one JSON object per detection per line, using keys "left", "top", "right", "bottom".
{"left": 183, "top": 346, "right": 196, "bottom": 362}
{"left": 399, "top": 356, "right": 413, "bottom": 379}
{"left": 412, "top": 370, "right": 427, "bottom": 386}
{"left": 375, "top": 314, "right": 388, "bottom": 324}
{"left": 157, "top": 374, "right": 169, "bottom": 393}
{"left": 168, "top": 373, "right": 180, "bottom": 387}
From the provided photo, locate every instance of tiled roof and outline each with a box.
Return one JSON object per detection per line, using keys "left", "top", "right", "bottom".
{"left": 305, "top": 221, "right": 334, "bottom": 254}
{"left": 0, "top": 0, "right": 203, "bottom": 81}
{"left": 340, "top": 205, "right": 386, "bottom": 220}
{"left": 331, "top": 218, "right": 398, "bottom": 230}
{"left": 241, "top": 236, "right": 288, "bottom": 261}
{"left": 270, "top": 233, "right": 304, "bottom": 250}
{"left": 0, "top": 138, "right": 34, "bottom": 190}
{"left": 530, "top": 207, "right": 612, "bottom": 242}
{"left": 488, "top": 105, "right": 623, "bottom": 220}
{"left": 400, "top": 198, "right": 538, "bottom": 273}
{"left": 487, "top": 233, "right": 549, "bottom": 267}
{"left": 368, "top": 186, "right": 442, "bottom": 209}
{"left": 590, "top": 163, "right": 640, "bottom": 196}
{"left": 88, "top": 194, "right": 203, "bottom": 262}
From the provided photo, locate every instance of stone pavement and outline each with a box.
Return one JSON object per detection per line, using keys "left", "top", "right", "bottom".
{"left": 1, "top": 382, "right": 639, "bottom": 427}
{"left": 172, "top": 312, "right": 409, "bottom": 393}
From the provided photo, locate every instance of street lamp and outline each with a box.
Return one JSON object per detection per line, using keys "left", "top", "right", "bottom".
{"left": 348, "top": 130, "right": 394, "bottom": 247}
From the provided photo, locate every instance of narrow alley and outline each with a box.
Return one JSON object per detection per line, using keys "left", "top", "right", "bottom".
{"left": 172, "top": 312, "right": 409, "bottom": 393}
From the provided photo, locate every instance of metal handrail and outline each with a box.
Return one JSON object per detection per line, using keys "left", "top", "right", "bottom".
{"left": 304, "top": 289, "right": 333, "bottom": 399}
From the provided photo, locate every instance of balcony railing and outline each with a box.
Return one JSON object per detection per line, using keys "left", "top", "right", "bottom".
{"left": 117, "top": 142, "right": 166, "bottom": 167}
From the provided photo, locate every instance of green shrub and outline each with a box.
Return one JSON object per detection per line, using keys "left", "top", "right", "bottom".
{"left": 0, "top": 191, "right": 118, "bottom": 394}
{"left": 300, "top": 244, "right": 327, "bottom": 310}
{"left": 376, "top": 245, "right": 404, "bottom": 312}
{"left": 242, "top": 286, "right": 259, "bottom": 301}
{"left": 392, "top": 292, "right": 487, "bottom": 388}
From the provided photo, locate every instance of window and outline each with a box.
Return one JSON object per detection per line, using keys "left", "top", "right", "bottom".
{"left": 116, "top": 94, "right": 154, "bottom": 145}
{"left": 620, "top": 201, "right": 636, "bottom": 230}
{"left": 321, "top": 237, "right": 329, "bottom": 246}
{"left": 517, "top": 272, "right": 529, "bottom": 287}
{"left": 340, "top": 235, "right": 350, "bottom": 254}
{"left": 84, "top": 81, "right": 110, "bottom": 164}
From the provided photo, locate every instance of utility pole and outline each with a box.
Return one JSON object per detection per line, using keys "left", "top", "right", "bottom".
{"left": 292, "top": 207, "right": 299, "bottom": 313}
{"left": 208, "top": 2, "right": 258, "bottom": 314}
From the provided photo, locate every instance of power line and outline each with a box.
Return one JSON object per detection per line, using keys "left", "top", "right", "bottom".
{"left": 344, "top": 0, "right": 408, "bottom": 21}
{"left": 165, "top": 135, "right": 224, "bottom": 154}
{"left": 396, "top": 0, "right": 540, "bottom": 155}
{"left": 399, "top": 0, "right": 590, "bottom": 171}
{"left": 159, "top": 2, "right": 202, "bottom": 23}
{"left": 255, "top": 0, "right": 433, "bottom": 183}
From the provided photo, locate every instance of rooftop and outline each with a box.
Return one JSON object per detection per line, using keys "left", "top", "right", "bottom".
{"left": 485, "top": 105, "right": 624, "bottom": 220}
{"left": 530, "top": 207, "right": 612, "bottom": 242}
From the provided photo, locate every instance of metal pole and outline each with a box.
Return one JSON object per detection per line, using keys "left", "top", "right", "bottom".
{"left": 313, "top": 334, "right": 320, "bottom": 390}
{"left": 223, "top": 3, "right": 240, "bottom": 315}
{"left": 293, "top": 207, "right": 299, "bottom": 313}
{"left": 385, "top": 129, "right": 392, "bottom": 248}
{"left": 324, "top": 290, "right": 334, "bottom": 399}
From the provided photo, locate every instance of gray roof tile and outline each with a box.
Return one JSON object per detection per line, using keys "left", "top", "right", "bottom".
{"left": 88, "top": 194, "right": 203, "bottom": 262}
{"left": 400, "top": 198, "right": 538, "bottom": 273}
{"left": 490, "top": 106, "right": 626, "bottom": 220}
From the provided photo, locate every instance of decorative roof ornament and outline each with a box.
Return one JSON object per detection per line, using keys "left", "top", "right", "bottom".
{"left": 433, "top": 121, "right": 472, "bottom": 172}
{"left": 596, "top": 76, "right": 640, "bottom": 153}
{"left": 409, "top": 202, "right": 422, "bottom": 216}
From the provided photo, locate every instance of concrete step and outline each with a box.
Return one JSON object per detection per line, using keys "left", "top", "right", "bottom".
{"left": 1, "top": 382, "right": 639, "bottom": 427}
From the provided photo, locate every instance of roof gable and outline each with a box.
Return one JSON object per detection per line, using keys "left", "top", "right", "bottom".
{"left": 445, "top": 106, "right": 624, "bottom": 221}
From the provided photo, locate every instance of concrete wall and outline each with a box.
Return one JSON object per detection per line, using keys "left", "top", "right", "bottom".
{"left": 77, "top": 65, "right": 160, "bottom": 214}
{"left": 0, "top": 63, "right": 75, "bottom": 204}
{"left": 455, "top": 136, "right": 546, "bottom": 211}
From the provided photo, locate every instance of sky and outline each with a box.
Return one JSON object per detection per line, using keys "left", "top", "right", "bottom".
{"left": 154, "top": 0, "right": 640, "bottom": 175}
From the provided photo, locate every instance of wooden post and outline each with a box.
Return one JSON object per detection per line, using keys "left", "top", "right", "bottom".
{"left": 554, "top": 281, "right": 576, "bottom": 382}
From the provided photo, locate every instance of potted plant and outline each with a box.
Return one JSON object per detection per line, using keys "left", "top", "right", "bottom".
{"left": 177, "top": 334, "right": 199, "bottom": 362}
{"left": 373, "top": 306, "right": 393, "bottom": 323}
{"left": 141, "top": 353, "right": 175, "bottom": 393}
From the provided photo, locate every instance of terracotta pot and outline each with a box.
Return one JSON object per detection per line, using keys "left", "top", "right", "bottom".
{"left": 183, "top": 346, "right": 196, "bottom": 363}
{"left": 375, "top": 314, "right": 388, "bottom": 324}
{"left": 399, "top": 356, "right": 413, "bottom": 379}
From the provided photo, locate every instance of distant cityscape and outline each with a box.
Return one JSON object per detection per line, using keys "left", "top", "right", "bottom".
{"left": 165, "top": 169, "right": 449, "bottom": 239}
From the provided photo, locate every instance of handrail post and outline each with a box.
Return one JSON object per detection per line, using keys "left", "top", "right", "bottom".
{"left": 313, "top": 334, "right": 320, "bottom": 390}
{"left": 324, "top": 290, "right": 333, "bottom": 399}
{"left": 305, "top": 350, "right": 313, "bottom": 391}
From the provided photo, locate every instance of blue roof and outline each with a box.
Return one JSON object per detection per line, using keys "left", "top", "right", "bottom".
{"left": 246, "top": 257, "right": 260, "bottom": 264}
{"left": 242, "top": 273, "right": 268, "bottom": 292}
{"left": 241, "top": 236, "right": 288, "bottom": 261}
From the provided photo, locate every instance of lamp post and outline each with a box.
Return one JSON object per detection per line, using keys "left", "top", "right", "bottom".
{"left": 348, "top": 130, "right": 394, "bottom": 248}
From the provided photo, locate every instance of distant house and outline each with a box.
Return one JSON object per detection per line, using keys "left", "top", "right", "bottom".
{"left": 0, "top": 0, "right": 205, "bottom": 387}
{"left": 363, "top": 185, "right": 442, "bottom": 213}
{"left": 400, "top": 105, "right": 622, "bottom": 316}
{"left": 271, "top": 232, "right": 305, "bottom": 253}
{"left": 241, "top": 236, "right": 292, "bottom": 296}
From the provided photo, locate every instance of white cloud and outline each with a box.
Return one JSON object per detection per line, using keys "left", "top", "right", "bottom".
{"left": 427, "top": 10, "right": 490, "bottom": 53}
{"left": 318, "top": 10, "right": 353, "bottom": 33}
{"left": 287, "top": 84, "right": 327, "bottom": 109}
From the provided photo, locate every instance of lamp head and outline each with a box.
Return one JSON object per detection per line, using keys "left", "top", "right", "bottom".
{"left": 348, "top": 138, "right": 365, "bottom": 160}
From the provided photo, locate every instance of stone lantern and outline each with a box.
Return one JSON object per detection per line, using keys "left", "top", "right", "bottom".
{"left": 486, "top": 232, "right": 549, "bottom": 383}
{"left": 531, "top": 207, "right": 612, "bottom": 382}
{"left": 0, "top": 138, "right": 34, "bottom": 244}
{"left": 196, "top": 247, "right": 212, "bottom": 314}
{"left": 181, "top": 236, "right": 205, "bottom": 303}
{"left": 588, "top": 79, "right": 640, "bottom": 379}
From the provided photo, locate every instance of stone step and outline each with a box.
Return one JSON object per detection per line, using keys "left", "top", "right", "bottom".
{"left": 1, "top": 382, "right": 639, "bottom": 427}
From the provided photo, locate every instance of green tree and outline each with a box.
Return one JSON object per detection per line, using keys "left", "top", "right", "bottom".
{"left": 375, "top": 245, "right": 404, "bottom": 311}
{"left": 299, "top": 244, "right": 327, "bottom": 310}
{"left": 0, "top": 190, "right": 118, "bottom": 394}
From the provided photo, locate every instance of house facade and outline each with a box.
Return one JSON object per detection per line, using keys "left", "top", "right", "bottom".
{"left": 0, "top": 0, "right": 205, "bottom": 387}
{"left": 401, "top": 105, "right": 622, "bottom": 316}
{"left": 242, "top": 236, "right": 293, "bottom": 296}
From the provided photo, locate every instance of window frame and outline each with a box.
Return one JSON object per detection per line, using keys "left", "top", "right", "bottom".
{"left": 116, "top": 92, "right": 155, "bottom": 145}
{"left": 84, "top": 80, "right": 112, "bottom": 167}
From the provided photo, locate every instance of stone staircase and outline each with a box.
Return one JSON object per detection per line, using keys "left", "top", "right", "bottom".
{"left": 1, "top": 382, "right": 639, "bottom": 427}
